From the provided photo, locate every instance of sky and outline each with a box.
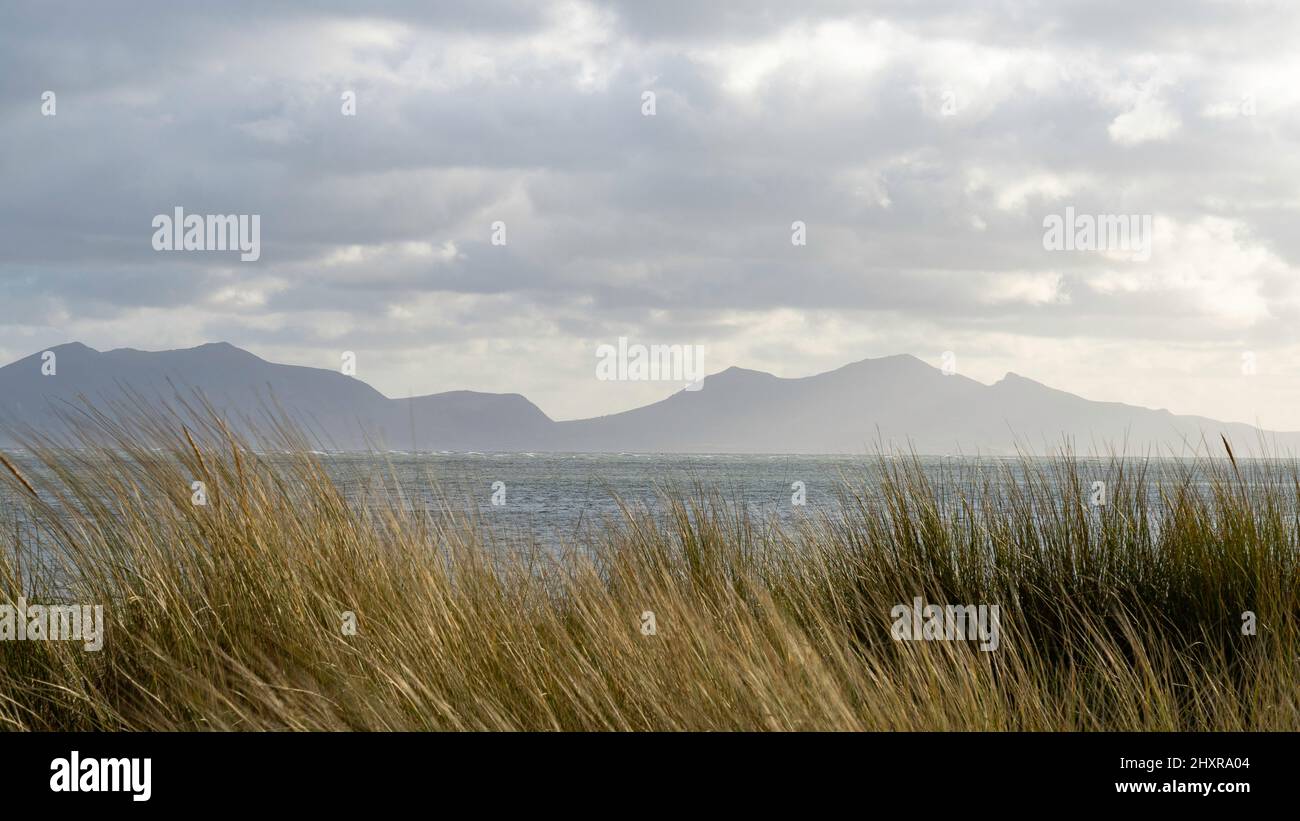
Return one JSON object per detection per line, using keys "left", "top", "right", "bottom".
{"left": 4, "top": 1, "right": 1300, "bottom": 427}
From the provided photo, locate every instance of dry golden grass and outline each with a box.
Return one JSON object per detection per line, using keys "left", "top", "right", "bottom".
{"left": 0, "top": 405, "right": 1296, "bottom": 731}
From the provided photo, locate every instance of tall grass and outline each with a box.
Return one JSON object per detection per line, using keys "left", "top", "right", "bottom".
{"left": 0, "top": 405, "right": 1296, "bottom": 731}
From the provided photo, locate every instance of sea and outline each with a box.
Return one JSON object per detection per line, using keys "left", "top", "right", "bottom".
{"left": 0, "top": 450, "right": 1287, "bottom": 548}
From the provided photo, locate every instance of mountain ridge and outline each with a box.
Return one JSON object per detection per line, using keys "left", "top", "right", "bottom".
{"left": 0, "top": 342, "right": 1292, "bottom": 455}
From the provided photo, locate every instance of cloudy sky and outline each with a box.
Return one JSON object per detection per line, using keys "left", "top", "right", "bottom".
{"left": 4, "top": 1, "right": 1300, "bottom": 427}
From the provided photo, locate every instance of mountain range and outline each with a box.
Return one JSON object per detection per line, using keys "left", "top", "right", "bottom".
{"left": 0, "top": 342, "right": 1291, "bottom": 455}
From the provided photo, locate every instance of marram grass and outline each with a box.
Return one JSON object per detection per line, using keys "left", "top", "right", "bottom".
{"left": 0, "top": 406, "right": 1296, "bottom": 731}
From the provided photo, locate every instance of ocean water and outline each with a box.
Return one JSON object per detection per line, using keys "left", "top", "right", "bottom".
{"left": 0, "top": 450, "right": 1285, "bottom": 548}
{"left": 329, "top": 452, "right": 879, "bottom": 539}
{"left": 298, "top": 452, "right": 1242, "bottom": 543}
{"left": 0, "top": 451, "right": 973, "bottom": 541}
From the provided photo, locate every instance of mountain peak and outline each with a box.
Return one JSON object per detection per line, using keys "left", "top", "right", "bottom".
{"left": 187, "top": 341, "right": 262, "bottom": 360}
{"left": 837, "top": 352, "right": 933, "bottom": 370}
{"left": 992, "top": 371, "right": 1059, "bottom": 392}
{"left": 818, "top": 352, "right": 944, "bottom": 384}
{"left": 42, "top": 341, "right": 258, "bottom": 359}
{"left": 100, "top": 341, "right": 266, "bottom": 363}
{"left": 714, "top": 365, "right": 775, "bottom": 379}
{"left": 51, "top": 341, "right": 97, "bottom": 354}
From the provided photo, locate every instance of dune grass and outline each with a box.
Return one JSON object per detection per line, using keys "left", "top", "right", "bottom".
{"left": 0, "top": 406, "right": 1296, "bottom": 731}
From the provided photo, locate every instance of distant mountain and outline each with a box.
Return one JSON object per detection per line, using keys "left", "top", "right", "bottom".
{"left": 0, "top": 342, "right": 546, "bottom": 451}
{"left": 550, "top": 355, "right": 1289, "bottom": 455}
{"left": 0, "top": 342, "right": 1291, "bottom": 455}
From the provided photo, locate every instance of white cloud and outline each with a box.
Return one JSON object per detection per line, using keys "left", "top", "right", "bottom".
{"left": 980, "top": 272, "right": 1068, "bottom": 306}
{"left": 1107, "top": 78, "right": 1183, "bottom": 145}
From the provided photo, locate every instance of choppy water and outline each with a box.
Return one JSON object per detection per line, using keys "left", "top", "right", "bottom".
{"left": 360, "top": 452, "right": 1257, "bottom": 540}
{"left": 2, "top": 450, "right": 1289, "bottom": 547}
{"left": 330, "top": 452, "right": 877, "bottom": 538}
